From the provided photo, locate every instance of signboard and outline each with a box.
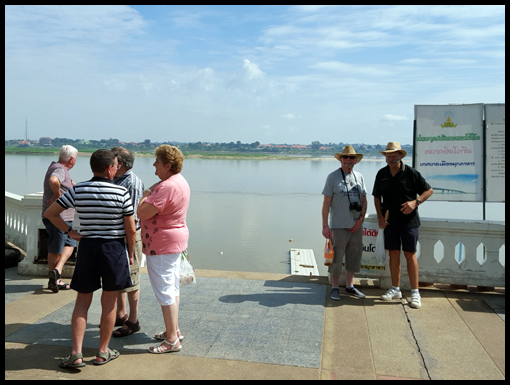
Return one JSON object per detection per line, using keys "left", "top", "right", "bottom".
{"left": 414, "top": 104, "right": 484, "bottom": 202}
{"left": 339, "top": 222, "right": 387, "bottom": 275}
{"left": 484, "top": 104, "right": 505, "bottom": 202}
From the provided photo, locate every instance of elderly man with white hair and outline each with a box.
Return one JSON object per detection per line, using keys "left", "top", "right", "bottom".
{"left": 41, "top": 145, "right": 78, "bottom": 293}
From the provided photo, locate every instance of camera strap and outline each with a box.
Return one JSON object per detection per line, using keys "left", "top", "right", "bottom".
{"left": 340, "top": 168, "right": 362, "bottom": 208}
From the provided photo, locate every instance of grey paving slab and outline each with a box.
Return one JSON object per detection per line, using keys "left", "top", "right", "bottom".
{"left": 5, "top": 274, "right": 326, "bottom": 368}
{"left": 481, "top": 294, "right": 505, "bottom": 321}
{"left": 5, "top": 265, "right": 49, "bottom": 305}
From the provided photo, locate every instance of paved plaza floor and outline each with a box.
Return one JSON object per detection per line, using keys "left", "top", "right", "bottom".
{"left": 5, "top": 265, "right": 505, "bottom": 380}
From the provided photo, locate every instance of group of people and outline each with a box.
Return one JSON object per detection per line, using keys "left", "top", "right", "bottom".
{"left": 41, "top": 139, "right": 432, "bottom": 369}
{"left": 42, "top": 145, "right": 190, "bottom": 368}
{"left": 322, "top": 142, "right": 433, "bottom": 308}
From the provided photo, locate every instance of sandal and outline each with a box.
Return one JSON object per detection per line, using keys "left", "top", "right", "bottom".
{"left": 99, "top": 314, "right": 127, "bottom": 329}
{"left": 93, "top": 348, "right": 120, "bottom": 365}
{"left": 115, "top": 314, "right": 128, "bottom": 327}
{"left": 48, "top": 269, "right": 59, "bottom": 293}
{"left": 154, "top": 329, "right": 184, "bottom": 341}
{"left": 149, "top": 339, "right": 181, "bottom": 354}
{"left": 112, "top": 320, "right": 141, "bottom": 338}
{"left": 57, "top": 280, "right": 71, "bottom": 290}
{"left": 59, "top": 353, "right": 86, "bottom": 368}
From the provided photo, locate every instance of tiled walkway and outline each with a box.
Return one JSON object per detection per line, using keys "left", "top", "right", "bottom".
{"left": 5, "top": 266, "right": 505, "bottom": 380}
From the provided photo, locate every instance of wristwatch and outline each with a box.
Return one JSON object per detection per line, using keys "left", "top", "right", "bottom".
{"left": 64, "top": 225, "right": 73, "bottom": 234}
{"left": 416, "top": 198, "right": 422, "bottom": 206}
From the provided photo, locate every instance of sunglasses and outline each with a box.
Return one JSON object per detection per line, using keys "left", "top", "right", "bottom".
{"left": 341, "top": 156, "right": 357, "bottom": 160}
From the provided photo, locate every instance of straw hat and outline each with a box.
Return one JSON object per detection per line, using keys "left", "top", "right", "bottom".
{"left": 334, "top": 145, "right": 363, "bottom": 162}
{"left": 380, "top": 142, "right": 407, "bottom": 158}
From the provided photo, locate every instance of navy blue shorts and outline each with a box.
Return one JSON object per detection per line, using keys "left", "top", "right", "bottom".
{"left": 384, "top": 225, "right": 419, "bottom": 253}
{"left": 70, "top": 238, "right": 132, "bottom": 293}
{"left": 42, "top": 218, "right": 77, "bottom": 254}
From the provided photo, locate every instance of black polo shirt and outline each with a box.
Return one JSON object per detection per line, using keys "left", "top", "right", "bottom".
{"left": 372, "top": 162, "right": 431, "bottom": 228}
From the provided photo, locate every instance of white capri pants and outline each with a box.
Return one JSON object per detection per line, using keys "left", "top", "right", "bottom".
{"left": 146, "top": 252, "right": 181, "bottom": 306}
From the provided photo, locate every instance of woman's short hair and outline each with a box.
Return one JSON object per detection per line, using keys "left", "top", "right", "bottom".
{"left": 90, "top": 149, "right": 115, "bottom": 173}
{"left": 155, "top": 145, "right": 184, "bottom": 174}
{"left": 59, "top": 145, "right": 78, "bottom": 162}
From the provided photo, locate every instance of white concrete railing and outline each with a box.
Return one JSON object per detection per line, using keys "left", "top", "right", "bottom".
{"left": 5, "top": 191, "right": 146, "bottom": 277}
{"left": 343, "top": 215, "right": 505, "bottom": 289}
{"left": 5, "top": 191, "right": 29, "bottom": 250}
{"left": 5, "top": 191, "right": 70, "bottom": 277}
{"left": 5, "top": 191, "right": 506, "bottom": 288}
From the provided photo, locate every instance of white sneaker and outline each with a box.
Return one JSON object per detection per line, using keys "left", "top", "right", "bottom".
{"left": 409, "top": 293, "right": 421, "bottom": 309}
{"left": 380, "top": 288, "right": 402, "bottom": 301}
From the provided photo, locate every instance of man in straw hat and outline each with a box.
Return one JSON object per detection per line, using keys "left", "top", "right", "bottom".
{"left": 322, "top": 145, "right": 368, "bottom": 301}
{"left": 372, "top": 142, "right": 433, "bottom": 309}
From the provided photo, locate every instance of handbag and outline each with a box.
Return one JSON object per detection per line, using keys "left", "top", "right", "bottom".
{"left": 324, "top": 238, "right": 334, "bottom": 266}
{"left": 179, "top": 250, "right": 197, "bottom": 285}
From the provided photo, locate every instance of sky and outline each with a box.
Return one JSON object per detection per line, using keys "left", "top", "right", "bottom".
{"left": 5, "top": 5, "right": 505, "bottom": 145}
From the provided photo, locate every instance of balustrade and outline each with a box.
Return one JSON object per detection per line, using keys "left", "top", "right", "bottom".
{"left": 5, "top": 192, "right": 505, "bottom": 288}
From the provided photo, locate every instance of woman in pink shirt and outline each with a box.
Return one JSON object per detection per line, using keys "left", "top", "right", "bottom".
{"left": 138, "top": 145, "right": 190, "bottom": 354}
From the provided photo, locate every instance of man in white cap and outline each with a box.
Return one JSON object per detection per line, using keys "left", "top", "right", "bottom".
{"left": 322, "top": 145, "right": 368, "bottom": 301}
{"left": 373, "top": 142, "right": 433, "bottom": 309}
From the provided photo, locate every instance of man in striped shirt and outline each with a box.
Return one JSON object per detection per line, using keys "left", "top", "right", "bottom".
{"left": 110, "top": 147, "right": 145, "bottom": 338}
{"left": 45, "top": 149, "right": 136, "bottom": 367}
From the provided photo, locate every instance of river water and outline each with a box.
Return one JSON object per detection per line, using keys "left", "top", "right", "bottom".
{"left": 5, "top": 154, "right": 505, "bottom": 275}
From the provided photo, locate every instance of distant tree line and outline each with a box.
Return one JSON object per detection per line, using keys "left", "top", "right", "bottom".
{"left": 5, "top": 137, "right": 413, "bottom": 157}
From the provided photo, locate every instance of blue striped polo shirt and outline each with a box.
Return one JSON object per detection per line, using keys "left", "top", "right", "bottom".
{"left": 57, "top": 177, "right": 134, "bottom": 238}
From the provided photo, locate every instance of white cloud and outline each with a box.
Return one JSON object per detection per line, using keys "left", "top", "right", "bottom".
{"left": 243, "top": 59, "right": 264, "bottom": 79}
{"left": 104, "top": 78, "right": 127, "bottom": 91}
{"left": 311, "top": 61, "right": 390, "bottom": 77}
{"left": 5, "top": 5, "right": 145, "bottom": 47}
{"left": 4, "top": 5, "right": 505, "bottom": 144}
{"left": 383, "top": 114, "right": 408, "bottom": 121}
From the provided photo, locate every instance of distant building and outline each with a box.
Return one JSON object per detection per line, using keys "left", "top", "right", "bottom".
{"left": 39, "top": 137, "right": 52, "bottom": 146}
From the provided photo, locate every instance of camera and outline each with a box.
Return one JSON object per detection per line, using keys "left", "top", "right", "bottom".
{"left": 349, "top": 202, "right": 362, "bottom": 212}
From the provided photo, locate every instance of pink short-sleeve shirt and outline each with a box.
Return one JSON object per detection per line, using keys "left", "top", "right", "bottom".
{"left": 141, "top": 173, "right": 190, "bottom": 255}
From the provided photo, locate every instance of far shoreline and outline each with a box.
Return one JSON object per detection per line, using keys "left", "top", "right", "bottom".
{"left": 5, "top": 150, "right": 389, "bottom": 161}
{"left": 5, "top": 148, "right": 391, "bottom": 161}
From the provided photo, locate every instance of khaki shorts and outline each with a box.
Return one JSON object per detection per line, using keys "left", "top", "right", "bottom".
{"left": 328, "top": 228, "right": 363, "bottom": 276}
{"left": 118, "top": 229, "right": 142, "bottom": 293}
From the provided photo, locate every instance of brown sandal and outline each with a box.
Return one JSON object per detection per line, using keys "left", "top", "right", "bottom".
{"left": 99, "top": 314, "right": 127, "bottom": 329}
{"left": 115, "top": 314, "right": 129, "bottom": 326}
{"left": 112, "top": 320, "right": 141, "bottom": 338}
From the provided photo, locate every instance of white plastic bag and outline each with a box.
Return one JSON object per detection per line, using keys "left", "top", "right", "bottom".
{"left": 179, "top": 251, "right": 196, "bottom": 285}
{"left": 375, "top": 229, "right": 386, "bottom": 264}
